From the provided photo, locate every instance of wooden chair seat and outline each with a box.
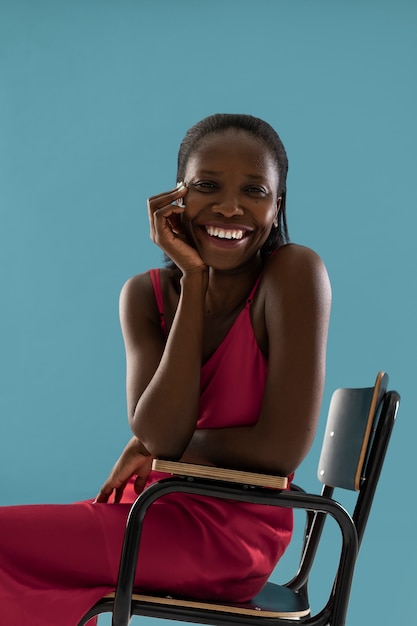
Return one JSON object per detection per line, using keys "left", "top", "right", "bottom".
{"left": 153, "top": 459, "right": 288, "bottom": 489}
{"left": 102, "top": 581, "right": 309, "bottom": 619}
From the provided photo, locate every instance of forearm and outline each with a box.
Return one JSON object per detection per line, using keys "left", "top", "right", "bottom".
{"left": 180, "top": 425, "right": 270, "bottom": 472}
{"left": 182, "top": 422, "right": 310, "bottom": 477}
{"left": 131, "top": 270, "right": 208, "bottom": 458}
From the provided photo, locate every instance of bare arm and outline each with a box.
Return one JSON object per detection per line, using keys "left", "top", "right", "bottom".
{"left": 121, "top": 270, "right": 207, "bottom": 459}
{"left": 96, "top": 183, "right": 209, "bottom": 501}
{"left": 122, "top": 183, "right": 209, "bottom": 458}
{"left": 181, "top": 245, "right": 331, "bottom": 476}
{"left": 98, "top": 180, "right": 330, "bottom": 503}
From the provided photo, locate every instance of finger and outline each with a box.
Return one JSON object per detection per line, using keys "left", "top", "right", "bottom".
{"left": 147, "top": 188, "right": 188, "bottom": 225}
{"left": 148, "top": 198, "right": 186, "bottom": 229}
{"left": 113, "top": 481, "right": 128, "bottom": 504}
{"left": 94, "top": 474, "right": 126, "bottom": 503}
{"left": 148, "top": 199, "right": 183, "bottom": 240}
{"left": 134, "top": 474, "right": 148, "bottom": 495}
{"left": 167, "top": 211, "right": 183, "bottom": 235}
{"left": 150, "top": 206, "right": 185, "bottom": 242}
{"left": 147, "top": 182, "right": 187, "bottom": 206}
{"left": 147, "top": 184, "right": 188, "bottom": 242}
{"left": 94, "top": 487, "right": 112, "bottom": 503}
{"left": 152, "top": 206, "right": 185, "bottom": 225}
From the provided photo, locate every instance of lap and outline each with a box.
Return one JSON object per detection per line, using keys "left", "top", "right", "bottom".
{"left": 0, "top": 475, "right": 292, "bottom": 607}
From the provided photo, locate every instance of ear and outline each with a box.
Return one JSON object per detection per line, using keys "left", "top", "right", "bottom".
{"left": 273, "top": 197, "right": 282, "bottom": 227}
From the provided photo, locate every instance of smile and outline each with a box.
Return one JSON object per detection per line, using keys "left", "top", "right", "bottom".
{"left": 205, "top": 226, "right": 245, "bottom": 240}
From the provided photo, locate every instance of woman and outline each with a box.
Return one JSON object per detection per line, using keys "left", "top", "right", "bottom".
{"left": 0, "top": 114, "right": 331, "bottom": 625}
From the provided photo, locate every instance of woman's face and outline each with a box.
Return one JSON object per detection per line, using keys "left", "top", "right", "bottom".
{"left": 182, "top": 129, "right": 281, "bottom": 271}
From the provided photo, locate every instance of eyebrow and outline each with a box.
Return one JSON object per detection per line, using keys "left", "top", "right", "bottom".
{"left": 192, "top": 170, "right": 269, "bottom": 181}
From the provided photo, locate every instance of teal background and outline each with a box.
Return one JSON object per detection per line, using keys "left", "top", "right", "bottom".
{"left": 1, "top": 0, "right": 415, "bottom": 624}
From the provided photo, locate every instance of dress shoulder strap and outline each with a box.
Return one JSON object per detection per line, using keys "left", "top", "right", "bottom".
{"left": 246, "top": 250, "right": 279, "bottom": 306}
{"left": 149, "top": 269, "right": 166, "bottom": 335}
{"left": 246, "top": 272, "right": 263, "bottom": 306}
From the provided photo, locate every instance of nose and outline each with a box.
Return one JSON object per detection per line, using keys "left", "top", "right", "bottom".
{"left": 211, "top": 193, "right": 244, "bottom": 217}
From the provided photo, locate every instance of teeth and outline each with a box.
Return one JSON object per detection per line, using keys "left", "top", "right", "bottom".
{"left": 206, "top": 226, "right": 244, "bottom": 240}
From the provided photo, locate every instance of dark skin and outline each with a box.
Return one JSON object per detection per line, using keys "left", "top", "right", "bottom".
{"left": 96, "top": 129, "right": 331, "bottom": 503}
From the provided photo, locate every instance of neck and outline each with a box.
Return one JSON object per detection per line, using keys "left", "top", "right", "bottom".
{"left": 205, "top": 255, "right": 263, "bottom": 317}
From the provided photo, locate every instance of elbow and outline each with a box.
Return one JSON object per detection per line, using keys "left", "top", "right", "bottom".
{"left": 130, "top": 420, "right": 192, "bottom": 461}
{"left": 145, "top": 442, "right": 186, "bottom": 461}
{"left": 256, "top": 430, "right": 315, "bottom": 477}
{"left": 277, "top": 439, "right": 316, "bottom": 477}
{"left": 263, "top": 454, "right": 305, "bottom": 479}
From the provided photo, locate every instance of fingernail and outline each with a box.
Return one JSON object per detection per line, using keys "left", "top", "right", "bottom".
{"left": 176, "top": 181, "right": 186, "bottom": 190}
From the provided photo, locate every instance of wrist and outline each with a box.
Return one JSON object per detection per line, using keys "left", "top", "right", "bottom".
{"left": 129, "top": 436, "right": 152, "bottom": 457}
{"left": 180, "top": 268, "right": 209, "bottom": 292}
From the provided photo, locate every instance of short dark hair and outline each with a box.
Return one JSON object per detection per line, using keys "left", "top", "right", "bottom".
{"left": 177, "top": 113, "right": 290, "bottom": 254}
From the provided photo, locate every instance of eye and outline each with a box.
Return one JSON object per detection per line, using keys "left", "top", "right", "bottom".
{"left": 245, "top": 185, "right": 268, "bottom": 196}
{"left": 192, "top": 181, "right": 218, "bottom": 192}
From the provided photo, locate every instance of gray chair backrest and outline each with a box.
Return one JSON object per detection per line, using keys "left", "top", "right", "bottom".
{"left": 317, "top": 372, "right": 389, "bottom": 491}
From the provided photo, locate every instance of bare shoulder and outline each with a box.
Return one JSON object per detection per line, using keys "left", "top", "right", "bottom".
{"left": 264, "top": 243, "right": 329, "bottom": 277}
{"left": 120, "top": 271, "right": 153, "bottom": 307}
{"left": 262, "top": 243, "right": 331, "bottom": 301}
{"left": 119, "top": 270, "right": 161, "bottom": 334}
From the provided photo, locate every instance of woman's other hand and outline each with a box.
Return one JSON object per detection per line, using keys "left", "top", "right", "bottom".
{"left": 94, "top": 437, "right": 153, "bottom": 503}
{"left": 147, "top": 183, "right": 206, "bottom": 273}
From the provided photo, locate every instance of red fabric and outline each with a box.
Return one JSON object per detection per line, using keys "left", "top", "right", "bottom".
{"left": 0, "top": 268, "right": 293, "bottom": 625}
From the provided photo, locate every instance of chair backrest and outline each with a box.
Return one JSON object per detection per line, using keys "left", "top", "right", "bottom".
{"left": 317, "top": 371, "right": 389, "bottom": 491}
{"left": 290, "top": 374, "right": 399, "bottom": 608}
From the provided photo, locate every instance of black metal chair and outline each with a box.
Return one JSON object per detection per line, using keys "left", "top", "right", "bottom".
{"left": 79, "top": 372, "right": 399, "bottom": 626}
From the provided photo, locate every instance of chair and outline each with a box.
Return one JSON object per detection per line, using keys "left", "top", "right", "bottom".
{"left": 79, "top": 372, "right": 399, "bottom": 626}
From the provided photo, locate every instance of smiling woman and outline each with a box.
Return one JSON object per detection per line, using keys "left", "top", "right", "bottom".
{"left": 0, "top": 114, "right": 331, "bottom": 625}
{"left": 177, "top": 130, "right": 280, "bottom": 270}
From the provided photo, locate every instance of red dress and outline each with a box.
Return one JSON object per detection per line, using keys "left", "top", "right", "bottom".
{"left": 0, "top": 269, "right": 293, "bottom": 626}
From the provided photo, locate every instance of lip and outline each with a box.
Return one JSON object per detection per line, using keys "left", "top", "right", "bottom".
{"left": 201, "top": 221, "right": 254, "bottom": 233}
{"left": 198, "top": 224, "right": 251, "bottom": 248}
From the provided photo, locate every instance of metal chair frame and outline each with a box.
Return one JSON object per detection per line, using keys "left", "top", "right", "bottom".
{"left": 79, "top": 383, "right": 399, "bottom": 626}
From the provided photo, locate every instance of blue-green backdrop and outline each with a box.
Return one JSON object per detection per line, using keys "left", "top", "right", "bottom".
{"left": 1, "top": 0, "right": 415, "bottom": 624}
